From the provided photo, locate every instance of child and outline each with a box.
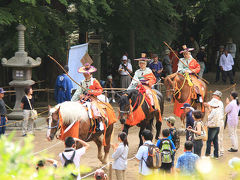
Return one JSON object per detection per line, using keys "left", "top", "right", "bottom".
{"left": 112, "top": 132, "right": 129, "bottom": 180}
{"left": 156, "top": 129, "right": 176, "bottom": 173}
{"left": 164, "top": 116, "right": 180, "bottom": 149}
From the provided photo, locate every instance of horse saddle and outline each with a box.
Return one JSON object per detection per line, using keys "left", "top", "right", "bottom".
{"left": 190, "top": 75, "right": 206, "bottom": 98}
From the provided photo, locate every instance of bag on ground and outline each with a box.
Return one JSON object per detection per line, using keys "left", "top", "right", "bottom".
{"left": 144, "top": 144, "right": 161, "bottom": 169}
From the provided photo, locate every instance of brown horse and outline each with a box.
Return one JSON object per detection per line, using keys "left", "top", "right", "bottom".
{"left": 164, "top": 73, "right": 207, "bottom": 124}
{"left": 46, "top": 101, "right": 114, "bottom": 164}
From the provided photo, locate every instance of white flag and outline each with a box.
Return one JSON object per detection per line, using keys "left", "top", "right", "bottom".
{"left": 68, "top": 43, "right": 88, "bottom": 90}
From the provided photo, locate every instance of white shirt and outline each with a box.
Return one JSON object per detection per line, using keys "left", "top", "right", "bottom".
{"left": 59, "top": 147, "right": 86, "bottom": 179}
{"left": 219, "top": 53, "right": 234, "bottom": 71}
{"left": 128, "top": 67, "right": 152, "bottom": 90}
{"left": 118, "top": 63, "right": 132, "bottom": 76}
{"left": 135, "top": 140, "right": 153, "bottom": 176}
{"left": 112, "top": 143, "right": 129, "bottom": 170}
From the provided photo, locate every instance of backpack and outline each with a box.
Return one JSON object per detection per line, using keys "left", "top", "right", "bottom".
{"left": 62, "top": 150, "right": 76, "bottom": 167}
{"left": 170, "top": 128, "right": 180, "bottom": 150}
{"left": 143, "top": 144, "right": 161, "bottom": 169}
{"left": 158, "top": 139, "right": 173, "bottom": 163}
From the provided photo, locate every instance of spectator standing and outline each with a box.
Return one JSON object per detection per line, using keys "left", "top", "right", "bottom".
{"left": 219, "top": 49, "right": 234, "bottom": 84}
{"left": 164, "top": 116, "right": 180, "bottom": 168}
{"left": 196, "top": 46, "right": 207, "bottom": 78}
{"left": 118, "top": 56, "right": 132, "bottom": 88}
{"left": 176, "top": 141, "right": 199, "bottom": 175}
{"left": 149, "top": 54, "right": 163, "bottom": 80}
{"left": 21, "top": 87, "right": 34, "bottom": 136}
{"left": 205, "top": 90, "right": 224, "bottom": 156}
{"left": 226, "top": 38, "right": 237, "bottom": 76}
{"left": 215, "top": 45, "right": 224, "bottom": 82}
{"left": 163, "top": 49, "right": 172, "bottom": 75}
{"left": 189, "top": 36, "right": 200, "bottom": 58}
{"left": 156, "top": 129, "right": 176, "bottom": 173}
{"left": 180, "top": 103, "right": 195, "bottom": 140}
{"left": 225, "top": 91, "right": 240, "bottom": 152}
{"left": 104, "top": 75, "right": 116, "bottom": 103}
{"left": 112, "top": 132, "right": 129, "bottom": 180}
{"left": 54, "top": 65, "right": 73, "bottom": 104}
{"left": 135, "top": 129, "right": 154, "bottom": 176}
{"left": 187, "top": 110, "right": 204, "bottom": 157}
{"left": 205, "top": 98, "right": 220, "bottom": 158}
{"left": 59, "top": 137, "right": 90, "bottom": 180}
{"left": 0, "top": 88, "right": 7, "bottom": 136}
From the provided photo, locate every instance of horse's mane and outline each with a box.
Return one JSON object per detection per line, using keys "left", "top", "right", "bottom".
{"left": 52, "top": 101, "right": 88, "bottom": 125}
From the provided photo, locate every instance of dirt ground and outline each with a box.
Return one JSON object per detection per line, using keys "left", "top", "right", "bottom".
{"left": 8, "top": 73, "right": 240, "bottom": 180}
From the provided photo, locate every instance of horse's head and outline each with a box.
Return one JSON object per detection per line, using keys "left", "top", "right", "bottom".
{"left": 163, "top": 76, "right": 175, "bottom": 102}
{"left": 46, "top": 105, "right": 60, "bottom": 141}
{"left": 118, "top": 93, "right": 130, "bottom": 124}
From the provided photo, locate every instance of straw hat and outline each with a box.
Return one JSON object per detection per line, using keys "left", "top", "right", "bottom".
{"left": 78, "top": 63, "right": 97, "bottom": 74}
{"left": 134, "top": 53, "right": 151, "bottom": 61}
{"left": 180, "top": 45, "right": 194, "bottom": 54}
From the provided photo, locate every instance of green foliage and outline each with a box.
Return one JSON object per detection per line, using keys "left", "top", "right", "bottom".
{"left": 0, "top": 133, "right": 91, "bottom": 179}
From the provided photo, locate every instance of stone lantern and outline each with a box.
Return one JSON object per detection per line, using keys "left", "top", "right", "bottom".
{"left": 1, "top": 24, "right": 41, "bottom": 120}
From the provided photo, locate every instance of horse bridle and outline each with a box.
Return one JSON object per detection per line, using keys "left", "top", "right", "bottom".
{"left": 47, "top": 117, "right": 60, "bottom": 130}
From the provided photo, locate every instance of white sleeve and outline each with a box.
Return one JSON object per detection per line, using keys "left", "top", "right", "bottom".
{"left": 230, "top": 54, "right": 234, "bottom": 65}
{"left": 71, "top": 88, "right": 82, "bottom": 101}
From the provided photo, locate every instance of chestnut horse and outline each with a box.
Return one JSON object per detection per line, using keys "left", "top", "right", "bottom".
{"left": 118, "top": 88, "right": 164, "bottom": 146}
{"left": 46, "top": 101, "right": 114, "bottom": 163}
{"left": 164, "top": 73, "right": 207, "bottom": 124}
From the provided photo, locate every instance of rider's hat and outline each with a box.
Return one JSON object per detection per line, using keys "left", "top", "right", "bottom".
{"left": 134, "top": 53, "right": 151, "bottom": 62}
{"left": 180, "top": 45, "right": 194, "bottom": 54}
{"left": 78, "top": 63, "right": 97, "bottom": 74}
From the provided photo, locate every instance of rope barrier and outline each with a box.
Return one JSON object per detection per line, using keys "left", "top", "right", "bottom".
{"left": 81, "top": 156, "right": 136, "bottom": 179}
{"left": 0, "top": 109, "right": 49, "bottom": 128}
{"left": 32, "top": 141, "right": 62, "bottom": 155}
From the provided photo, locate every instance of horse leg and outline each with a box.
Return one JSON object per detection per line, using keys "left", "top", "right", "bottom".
{"left": 155, "top": 120, "right": 162, "bottom": 141}
{"left": 138, "top": 124, "right": 146, "bottom": 147}
{"left": 102, "top": 124, "right": 114, "bottom": 164}
{"left": 180, "top": 112, "right": 186, "bottom": 128}
{"left": 93, "top": 136, "right": 103, "bottom": 162}
{"left": 123, "top": 124, "right": 130, "bottom": 135}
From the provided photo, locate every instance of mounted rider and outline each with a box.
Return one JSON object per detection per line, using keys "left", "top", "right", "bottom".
{"left": 71, "top": 63, "right": 107, "bottom": 131}
{"left": 167, "top": 45, "right": 204, "bottom": 103}
{"left": 128, "top": 53, "right": 160, "bottom": 112}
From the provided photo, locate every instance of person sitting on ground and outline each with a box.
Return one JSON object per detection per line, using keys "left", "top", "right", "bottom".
{"left": 180, "top": 103, "right": 195, "bottom": 140}
{"left": 156, "top": 129, "right": 176, "bottom": 173}
{"left": 135, "top": 129, "right": 154, "bottom": 176}
{"left": 59, "top": 136, "right": 90, "bottom": 180}
{"left": 112, "top": 132, "right": 129, "bottom": 180}
{"left": 104, "top": 75, "right": 116, "bottom": 103}
{"left": 36, "top": 159, "right": 58, "bottom": 171}
{"left": 187, "top": 110, "right": 204, "bottom": 157}
{"left": 176, "top": 141, "right": 199, "bottom": 175}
